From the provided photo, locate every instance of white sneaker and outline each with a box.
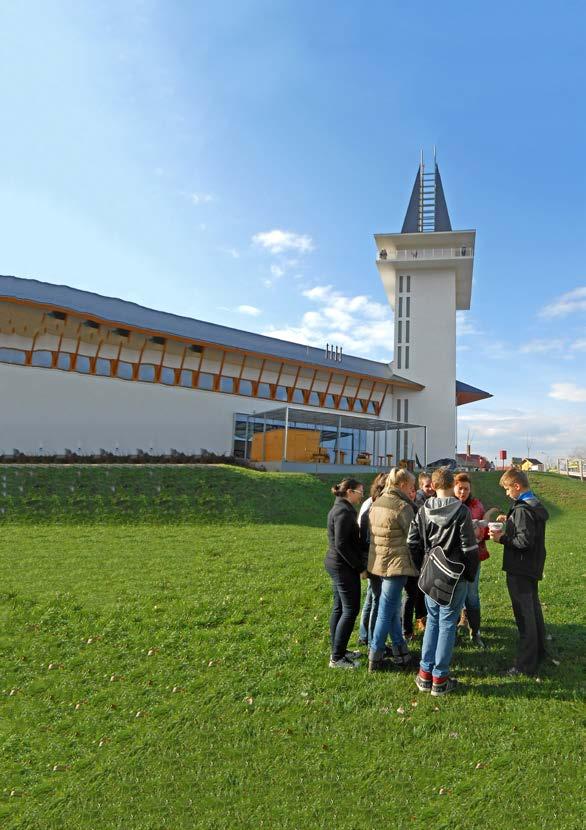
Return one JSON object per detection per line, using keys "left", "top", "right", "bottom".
{"left": 328, "top": 656, "right": 357, "bottom": 669}
{"left": 345, "top": 650, "right": 363, "bottom": 660}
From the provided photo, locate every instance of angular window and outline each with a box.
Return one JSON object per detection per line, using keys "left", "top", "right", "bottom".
{"left": 339, "top": 396, "right": 349, "bottom": 411}
{"left": 397, "top": 321, "right": 402, "bottom": 343}
{"left": 238, "top": 379, "right": 253, "bottom": 396}
{"left": 399, "top": 275, "right": 404, "bottom": 293}
{"left": 220, "top": 376, "right": 234, "bottom": 393}
{"left": 198, "top": 372, "right": 214, "bottom": 390}
{"left": 31, "top": 350, "right": 52, "bottom": 367}
{"left": 406, "top": 297, "right": 411, "bottom": 317}
{"left": 257, "top": 382, "right": 271, "bottom": 398}
{"left": 308, "top": 390, "right": 320, "bottom": 405}
{"left": 0, "top": 348, "right": 26, "bottom": 364}
{"left": 116, "top": 361, "right": 133, "bottom": 380}
{"left": 292, "top": 388, "right": 304, "bottom": 404}
{"left": 138, "top": 364, "right": 156, "bottom": 382}
{"left": 160, "top": 367, "right": 175, "bottom": 385}
{"left": 75, "top": 355, "right": 91, "bottom": 373}
{"left": 275, "top": 385, "right": 288, "bottom": 401}
{"left": 396, "top": 399, "right": 402, "bottom": 421}
{"left": 367, "top": 401, "right": 377, "bottom": 414}
{"left": 352, "top": 399, "right": 364, "bottom": 412}
{"left": 57, "top": 352, "right": 71, "bottom": 371}
{"left": 404, "top": 398, "right": 409, "bottom": 422}
{"left": 405, "top": 346, "right": 410, "bottom": 370}
{"left": 95, "top": 358, "right": 112, "bottom": 376}
{"left": 179, "top": 369, "right": 193, "bottom": 387}
{"left": 406, "top": 275, "right": 411, "bottom": 293}
{"left": 396, "top": 346, "right": 402, "bottom": 369}
{"left": 398, "top": 297, "right": 403, "bottom": 318}
{"left": 324, "top": 393, "right": 335, "bottom": 408}
{"left": 405, "top": 321, "right": 410, "bottom": 343}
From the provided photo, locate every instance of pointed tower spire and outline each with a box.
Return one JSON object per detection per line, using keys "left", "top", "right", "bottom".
{"left": 400, "top": 151, "right": 452, "bottom": 233}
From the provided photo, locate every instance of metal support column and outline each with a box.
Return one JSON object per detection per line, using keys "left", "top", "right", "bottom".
{"left": 243, "top": 414, "right": 249, "bottom": 460}
{"left": 283, "top": 407, "right": 289, "bottom": 462}
{"left": 335, "top": 415, "right": 342, "bottom": 464}
{"left": 262, "top": 414, "right": 267, "bottom": 461}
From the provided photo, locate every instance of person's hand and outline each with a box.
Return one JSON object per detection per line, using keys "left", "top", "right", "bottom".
{"left": 474, "top": 525, "right": 484, "bottom": 541}
{"left": 360, "top": 570, "right": 368, "bottom": 580}
{"left": 489, "top": 529, "right": 504, "bottom": 542}
{"left": 496, "top": 514, "right": 507, "bottom": 523}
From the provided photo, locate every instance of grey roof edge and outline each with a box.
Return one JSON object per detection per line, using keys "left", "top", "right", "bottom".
{"left": 0, "top": 273, "right": 423, "bottom": 386}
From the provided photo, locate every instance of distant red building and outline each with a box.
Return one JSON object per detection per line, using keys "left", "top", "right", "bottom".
{"left": 456, "top": 453, "right": 491, "bottom": 471}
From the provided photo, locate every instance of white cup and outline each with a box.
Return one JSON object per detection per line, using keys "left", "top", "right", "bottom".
{"left": 488, "top": 522, "right": 504, "bottom": 532}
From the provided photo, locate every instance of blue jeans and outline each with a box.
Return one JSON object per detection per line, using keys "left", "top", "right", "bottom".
{"left": 358, "top": 581, "right": 374, "bottom": 642}
{"left": 463, "top": 566, "right": 480, "bottom": 611}
{"left": 420, "top": 580, "right": 468, "bottom": 679}
{"left": 369, "top": 575, "right": 407, "bottom": 654}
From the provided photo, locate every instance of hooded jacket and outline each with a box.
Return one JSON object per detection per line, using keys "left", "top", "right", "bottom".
{"left": 368, "top": 485, "right": 418, "bottom": 578}
{"left": 498, "top": 496, "right": 549, "bottom": 579}
{"left": 407, "top": 496, "right": 479, "bottom": 582}
{"left": 324, "top": 497, "right": 367, "bottom": 573}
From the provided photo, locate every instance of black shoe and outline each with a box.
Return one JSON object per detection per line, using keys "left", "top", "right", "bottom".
{"left": 504, "top": 666, "right": 536, "bottom": 678}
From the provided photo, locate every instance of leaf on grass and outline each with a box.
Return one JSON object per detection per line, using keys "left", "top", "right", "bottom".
{"left": 475, "top": 762, "right": 486, "bottom": 769}
{"left": 52, "top": 764, "right": 69, "bottom": 772}
{"left": 396, "top": 706, "right": 405, "bottom": 714}
{"left": 135, "top": 710, "right": 146, "bottom": 718}
{"left": 9, "top": 688, "right": 20, "bottom": 696}
{"left": 147, "top": 648, "right": 159, "bottom": 656}
{"left": 438, "top": 787, "right": 450, "bottom": 795}
{"left": 244, "top": 697, "right": 254, "bottom": 705}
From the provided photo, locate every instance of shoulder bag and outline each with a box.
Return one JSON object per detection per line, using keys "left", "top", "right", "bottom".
{"left": 417, "top": 512, "right": 464, "bottom": 607}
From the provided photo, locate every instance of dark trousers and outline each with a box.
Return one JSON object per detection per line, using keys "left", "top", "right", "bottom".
{"left": 325, "top": 560, "right": 361, "bottom": 661}
{"left": 402, "top": 576, "right": 427, "bottom": 635}
{"left": 506, "top": 573, "right": 546, "bottom": 675}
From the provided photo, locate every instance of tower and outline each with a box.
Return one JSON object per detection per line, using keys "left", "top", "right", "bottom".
{"left": 375, "top": 152, "right": 475, "bottom": 463}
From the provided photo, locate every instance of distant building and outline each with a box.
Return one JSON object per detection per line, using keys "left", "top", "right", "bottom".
{"left": 456, "top": 453, "right": 491, "bottom": 471}
{"left": 521, "top": 458, "right": 545, "bottom": 472}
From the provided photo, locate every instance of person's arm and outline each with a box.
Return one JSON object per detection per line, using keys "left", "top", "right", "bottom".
{"left": 459, "top": 507, "right": 479, "bottom": 581}
{"left": 407, "top": 511, "right": 424, "bottom": 568}
{"left": 499, "top": 507, "right": 536, "bottom": 552}
{"left": 359, "top": 508, "right": 370, "bottom": 554}
{"left": 333, "top": 508, "right": 364, "bottom": 572}
{"left": 397, "top": 503, "right": 414, "bottom": 536}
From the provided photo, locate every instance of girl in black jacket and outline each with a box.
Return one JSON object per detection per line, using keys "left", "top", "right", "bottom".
{"left": 324, "top": 478, "right": 367, "bottom": 669}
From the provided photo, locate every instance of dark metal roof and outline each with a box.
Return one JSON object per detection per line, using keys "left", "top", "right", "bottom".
{"left": 456, "top": 379, "right": 492, "bottom": 406}
{"left": 401, "top": 162, "right": 452, "bottom": 233}
{"left": 0, "top": 274, "right": 420, "bottom": 385}
{"left": 250, "top": 406, "right": 426, "bottom": 433}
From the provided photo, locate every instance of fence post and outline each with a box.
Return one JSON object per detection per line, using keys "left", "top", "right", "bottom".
{"left": 581, "top": 459, "right": 585, "bottom": 482}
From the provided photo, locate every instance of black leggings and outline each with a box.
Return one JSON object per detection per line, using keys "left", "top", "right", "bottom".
{"left": 325, "top": 560, "right": 361, "bottom": 661}
{"left": 401, "top": 576, "right": 427, "bottom": 635}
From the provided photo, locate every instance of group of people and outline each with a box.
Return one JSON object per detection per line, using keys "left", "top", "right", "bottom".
{"left": 324, "top": 466, "right": 549, "bottom": 695}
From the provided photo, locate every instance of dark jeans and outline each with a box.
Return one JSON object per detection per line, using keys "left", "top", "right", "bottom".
{"left": 402, "top": 576, "right": 427, "bottom": 635}
{"left": 325, "top": 560, "right": 361, "bottom": 661}
{"left": 506, "top": 573, "right": 546, "bottom": 675}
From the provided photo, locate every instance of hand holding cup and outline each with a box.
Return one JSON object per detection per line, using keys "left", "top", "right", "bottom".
{"left": 488, "top": 521, "right": 504, "bottom": 541}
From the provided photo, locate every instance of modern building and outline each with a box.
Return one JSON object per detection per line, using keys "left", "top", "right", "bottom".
{"left": 0, "top": 156, "right": 490, "bottom": 470}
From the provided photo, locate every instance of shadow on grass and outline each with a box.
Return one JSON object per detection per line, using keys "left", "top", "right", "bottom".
{"left": 451, "top": 622, "right": 586, "bottom": 700}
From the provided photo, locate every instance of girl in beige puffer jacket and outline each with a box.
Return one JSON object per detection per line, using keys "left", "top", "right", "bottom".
{"left": 367, "top": 468, "right": 418, "bottom": 671}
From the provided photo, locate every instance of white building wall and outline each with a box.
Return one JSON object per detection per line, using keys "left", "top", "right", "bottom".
{"left": 0, "top": 363, "right": 283, "bottom": 455}
{"left": 395, "top": 268, "right": 457, "bottom": 463}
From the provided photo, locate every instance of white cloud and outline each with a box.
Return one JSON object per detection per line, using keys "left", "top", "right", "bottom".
{"left": 548, "top": 382, "right": 586, "bottom": 402}
{"left": 539, "top": 286, "right": 586, "bottom": 318}
{"left": 253, "top": 229, "right": 314, "bottom": 255}
{"left": 237, "top": 305, "right": 262, "bottom": 317}
{"left": 570, "top": 338, "right": 586, "bottom": 351}
{"left": 520, "top": 339, "right": 564, "bottom": 354}
{"left": 270, "top": 264, "right": 284, "bottom": 278}
{"left": 263, "top": 284, "right": 393, "bottom": 360}
{"left": 190, "top": 192, "right": 215, "bottom": 205}
{"left": 223, "top": 248, "right": 240, "bottom": 259}
{"left": 456, "top": 311, "right": 482, "bottom": 337}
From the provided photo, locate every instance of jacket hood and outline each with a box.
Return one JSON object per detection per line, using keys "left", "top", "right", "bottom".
{"left": 517, "top": 497, "right": 549, "bottom": 522}
{"left": 423, "top": 496, "right": 463, "bottom": 527}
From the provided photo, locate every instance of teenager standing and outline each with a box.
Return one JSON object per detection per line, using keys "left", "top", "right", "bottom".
{"left": 489, "top": 469, "right": 549, "bottom": 676}
{"left": 324, "top": 479, "right": 367, "bottom": 669}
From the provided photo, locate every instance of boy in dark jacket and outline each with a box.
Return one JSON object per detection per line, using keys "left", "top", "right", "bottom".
{"left": 489, "top": 469, "right": 549, "bottom": 676}
{"left": 407, "top": 467, "right": 479, "bottom": 696}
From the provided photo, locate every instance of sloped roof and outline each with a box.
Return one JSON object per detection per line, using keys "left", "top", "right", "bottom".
{"left": 0, "top": 274, "right": 421, "bottom": 385}
{"left": 456, "top": 380, "right": 492, "bottom": 406}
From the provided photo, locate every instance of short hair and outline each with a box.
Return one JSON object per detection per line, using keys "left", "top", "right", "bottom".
{"left": 499, "top": 468, "right": 530, "bottom": 488}
{"left": 385, "top": 467, "right": 415, "bottom": 490}
{"left": 432, "top": 467, "right": 454, "bottom": 490}
{"left": 370, "top": 472, "right": 388, "bottom": 501}
{"left": 454, "top": 472, "right": 471, "bottom": 485}
{"left": 418, "top": 472, "right": 432, "bottom": 486}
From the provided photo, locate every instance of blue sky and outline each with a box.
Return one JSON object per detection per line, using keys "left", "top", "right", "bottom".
{"left": 1, "top": 0, "right": 585, "bottom": 462}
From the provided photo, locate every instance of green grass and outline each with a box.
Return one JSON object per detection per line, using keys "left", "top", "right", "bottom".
{"left": 0, "top": 468, "right": 585, "bottom": 829}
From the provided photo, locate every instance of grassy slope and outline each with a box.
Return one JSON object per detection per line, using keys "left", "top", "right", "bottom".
{"left": 0, "top": 468, "right": 585, "bottom": 830}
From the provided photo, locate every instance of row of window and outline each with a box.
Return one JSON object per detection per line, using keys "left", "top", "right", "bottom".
{"left": 0, "top": 347, "right": 381, "bottom": 414}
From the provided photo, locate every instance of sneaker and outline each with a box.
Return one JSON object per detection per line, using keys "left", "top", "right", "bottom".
{"left": 391, "top": 644, "right": 412, "bottom": 668}
{"left": 470, "top": 632, "right": 486, "bottom": 649}
{"left": 504, "top": 666, "right": 536, "bottom": 678}
{"left": 415, "top": 673, "right": 432, "bottom": 692}
{"left": 431, "top": 677, "right": 459, "bottom": 697}
{"left": 329, "top": 656, "right": 357, "bottom": 669}
{"left": 368, "top": 652, "right": 395, "bottom": 673}
{"left": 345, "top": 650, "right": 363, "bottom": 660}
